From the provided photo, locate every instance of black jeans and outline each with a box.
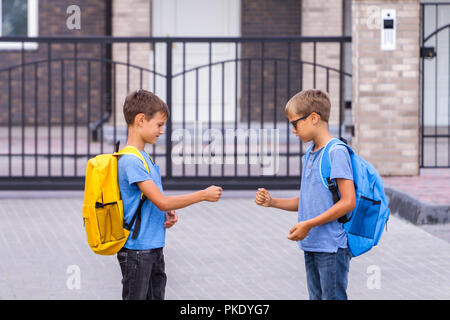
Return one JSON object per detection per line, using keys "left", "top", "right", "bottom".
{"left": 117, "top": 247, "right": 167, "bottom": 300}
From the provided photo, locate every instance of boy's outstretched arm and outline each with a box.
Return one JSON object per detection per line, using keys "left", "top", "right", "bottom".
{"left": 288, "top": 178, "right": 356, "bottom": 241}
{"left": 255, "top": 188, "right": 299, "bottom": 212}
{"left": 137, "top": 180, "right": 222, "bottom": 212}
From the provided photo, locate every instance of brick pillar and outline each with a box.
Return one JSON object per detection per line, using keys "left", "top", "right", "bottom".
{"left": 352, "top": 0, "right": 420, "bottom": 176}
{"left": 241, "top": 0, "right": 302, "bottom": 123}
{"left": 301, "top": 0, "right": 344, "bottom": 129}
{"left": 112, "top": 0, "right": 151, "bottom": 127}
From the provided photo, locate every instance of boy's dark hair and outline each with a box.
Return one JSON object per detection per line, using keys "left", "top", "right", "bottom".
{"left": 123, "top": 89, "right": 170, "bottom": 126}
{"left": 285, "top": 89, "right": 331, "bottom": 123}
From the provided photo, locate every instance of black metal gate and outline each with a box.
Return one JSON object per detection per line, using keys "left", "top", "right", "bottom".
{"left": 0, "top": 36, "right": 351, "bottom": 190}
{"left": 420, "top": 2, "right": 450, "bottom": 168}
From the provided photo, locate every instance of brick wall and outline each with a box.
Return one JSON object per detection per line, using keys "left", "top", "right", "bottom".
{"left": 112, "top": 0, "right": 151, "bottom": 127}
{"left": 301, "top": 0, "right": 345, "bottom": 129}
{"left": 240, "top": 0, "right": 347, "bottom": 129}
{"left": 0, "top": 0, "right": 108, "bottom": 125}
{"left": 352, "top": 0, "right": 420, "bottom": 175}
{"left": 240, "top": 0, "right": 302, "bottom": 123}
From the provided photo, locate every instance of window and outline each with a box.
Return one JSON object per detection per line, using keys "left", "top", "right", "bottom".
{"left": 0, "top": 0, "right": 38, "bottom": 50}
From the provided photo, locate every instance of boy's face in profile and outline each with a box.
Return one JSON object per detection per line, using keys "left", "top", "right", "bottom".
{"left": 286, "top": 110, "right": 314, "bottom": 143}
{"left": 136, "top": 111, "right": 167, "bottom": 145}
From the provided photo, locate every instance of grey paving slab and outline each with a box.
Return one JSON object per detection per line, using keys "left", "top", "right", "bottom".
{"left": 0, "top": 193, "right": 449, "bottom": 300}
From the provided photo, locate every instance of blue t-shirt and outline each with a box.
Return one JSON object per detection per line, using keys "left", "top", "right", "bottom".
{"left": 118, "top": 150, "right": 166, "bottom": 250}
{"left": 297, "top": 142, "right": 353, "bottom": 253}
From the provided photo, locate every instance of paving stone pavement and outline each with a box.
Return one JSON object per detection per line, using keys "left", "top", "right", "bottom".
{"left": 0, "top": 191, "right": 449, "bottom": 300}
{"left": 383, "top": 169, "right": 450, "bottom": 206}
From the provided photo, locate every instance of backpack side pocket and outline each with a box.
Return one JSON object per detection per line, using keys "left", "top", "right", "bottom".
{"left": 95, "top": 201, "right": 126, "bottom": 243}
{"left": 82, "top": 204, "right": 99, "bottom": 247}
{"left": 348, "top": 196, "right": 381, "bottom": 239}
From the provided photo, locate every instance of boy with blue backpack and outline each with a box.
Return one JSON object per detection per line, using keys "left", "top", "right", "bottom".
{"left": 255, "top": 89, "right": 389, "bottom": 300}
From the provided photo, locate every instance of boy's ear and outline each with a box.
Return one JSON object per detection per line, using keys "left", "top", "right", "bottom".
{"left": 134, "top": 113, "right": 146, "bottom": 126}
{"left": 311, "top": 112, "right": 321, "bottom": 125}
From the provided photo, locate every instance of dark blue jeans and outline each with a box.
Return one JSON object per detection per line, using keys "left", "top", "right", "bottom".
{"left": 304, "top": 247, "right": 351, "bottom": 300}
{"left": 117, "top": 247, "right": 167, "bottom": 300}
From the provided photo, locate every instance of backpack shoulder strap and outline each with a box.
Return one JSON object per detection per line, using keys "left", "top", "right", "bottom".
{"left": 113, "top": 145, "right": 152, "bottom": 240}
{"left": 114, "top": 145, "right": 151, "bottom": 175}
{"left": 319, "top": 138, "right": 354, "bottom": 223}
{"left": 319, "top": 138, "right": 351, "bottom": 189}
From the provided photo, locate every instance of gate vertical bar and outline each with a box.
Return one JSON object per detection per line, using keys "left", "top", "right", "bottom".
{"left": 286, "top": 41, "right": 291, "bottom": 175}
{"left": 166, "top": 40, "right": 173, "bottom": 178}
{"left": 247, "top": 59, "right": 252, "bottom": 176}
{"left": 234, "top": 42, "right": 238, "bottom": 176}
{"left": 127, "top": 42, "right": 130, "bottom": 93}
{"left": 61, "top": 60, "right": 65, "bottom": 176}
{"left": 274, "top": 59, "right": 278, "bottom": 176}
{"left": 35, "top": 63, "right": 38, "bottom": 176}
{"left": 21, "top": 43, "right": 25, "bottom": 176}
{"left": 221, "top": 61, "right": 225, "bottom": 176}
{"left": 260, "top": 41, "right": 265, "bottom": 171}
{"left": 313, "top": 41, "right": 316, "bottom": 88}
{"left": 208, "top": 41, "right": 212, "bottom": 177}
{"left": 87, "top": 60, "right": 91, "bottom": 159}
{"left": 434, "top": 4, "right": 438, "bottom": 166}
{"left": 152, "top": 40, "right": 157, "bottom": 161}
{"left": 100, "top": 43, "right": 104, "bottom": 154}
{"left": 74, "top": 43, "right": 78, "bottom": 176}
{"left": 420, "top": 3, "right": 425, "bottom": 167}
{"left": 8, "top": 69, "right": 12, "bottom": 177}
{"left": 195, "top": 68, "right": 199, "bottom": 176}
{"left": 48, "top": 42, "right": 52, "bottom": 176}
{"left": 339, "top": 41, "right": 344, "bottom": 138}
{"left": 182, "top": 41, "right": 186, "bottom": 176}
{"left": 113, "top": 63, "right": 117, "bottom": 149}
{"left": 234, "top": 41, "right": 238, "bottom": 177}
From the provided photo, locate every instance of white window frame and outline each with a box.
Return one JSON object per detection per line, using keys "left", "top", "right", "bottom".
{"left": 0, "top": 0, "right": 38, "bottom": 50}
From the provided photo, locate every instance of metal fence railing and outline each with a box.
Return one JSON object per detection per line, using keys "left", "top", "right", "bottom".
{"left": 420, "top": 3, "right": 450, "bottom": 168}
{"left": 0, "top": 36, "right": 352, "bottom": 190}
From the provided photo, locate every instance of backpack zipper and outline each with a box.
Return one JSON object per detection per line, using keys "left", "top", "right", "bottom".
{"left": 361, "top": 195, "right": 381, "bottom": 205}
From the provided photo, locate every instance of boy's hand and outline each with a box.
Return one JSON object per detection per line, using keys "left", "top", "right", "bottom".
{"left": 164, "top": 210, "right": 178, "bottom": 229}
{"left": 287, "top": 221, "right": 311, "bottom": 241}
{"left": 255, "top": 188, "right": 272, "bottom": 207}
{"left": 203, "top": 185, "right": 223, "bottom": 202}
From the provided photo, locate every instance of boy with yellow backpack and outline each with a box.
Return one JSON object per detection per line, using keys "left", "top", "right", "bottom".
{"left": 82, "top": 90, "right": 222, "bottom": 300}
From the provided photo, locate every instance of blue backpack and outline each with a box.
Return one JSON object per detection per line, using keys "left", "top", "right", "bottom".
{"left": 304, "top": 138, "right": 390, "bottom": 257}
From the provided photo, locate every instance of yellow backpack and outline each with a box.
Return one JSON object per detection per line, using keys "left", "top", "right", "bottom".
{"left": 82, "top": 144, "right": 151, "bottom": 255}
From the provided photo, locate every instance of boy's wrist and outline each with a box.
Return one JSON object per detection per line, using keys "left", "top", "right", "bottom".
{"left": 304, "top": 219, "right": 316, "bottom": 229}
{"left": 199, "top": 189, "right": 207, "bottom": 201}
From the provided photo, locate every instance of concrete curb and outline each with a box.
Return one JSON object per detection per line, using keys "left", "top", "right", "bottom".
{"left": 385, "top": 186, "right": 450, "bottom": 225}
